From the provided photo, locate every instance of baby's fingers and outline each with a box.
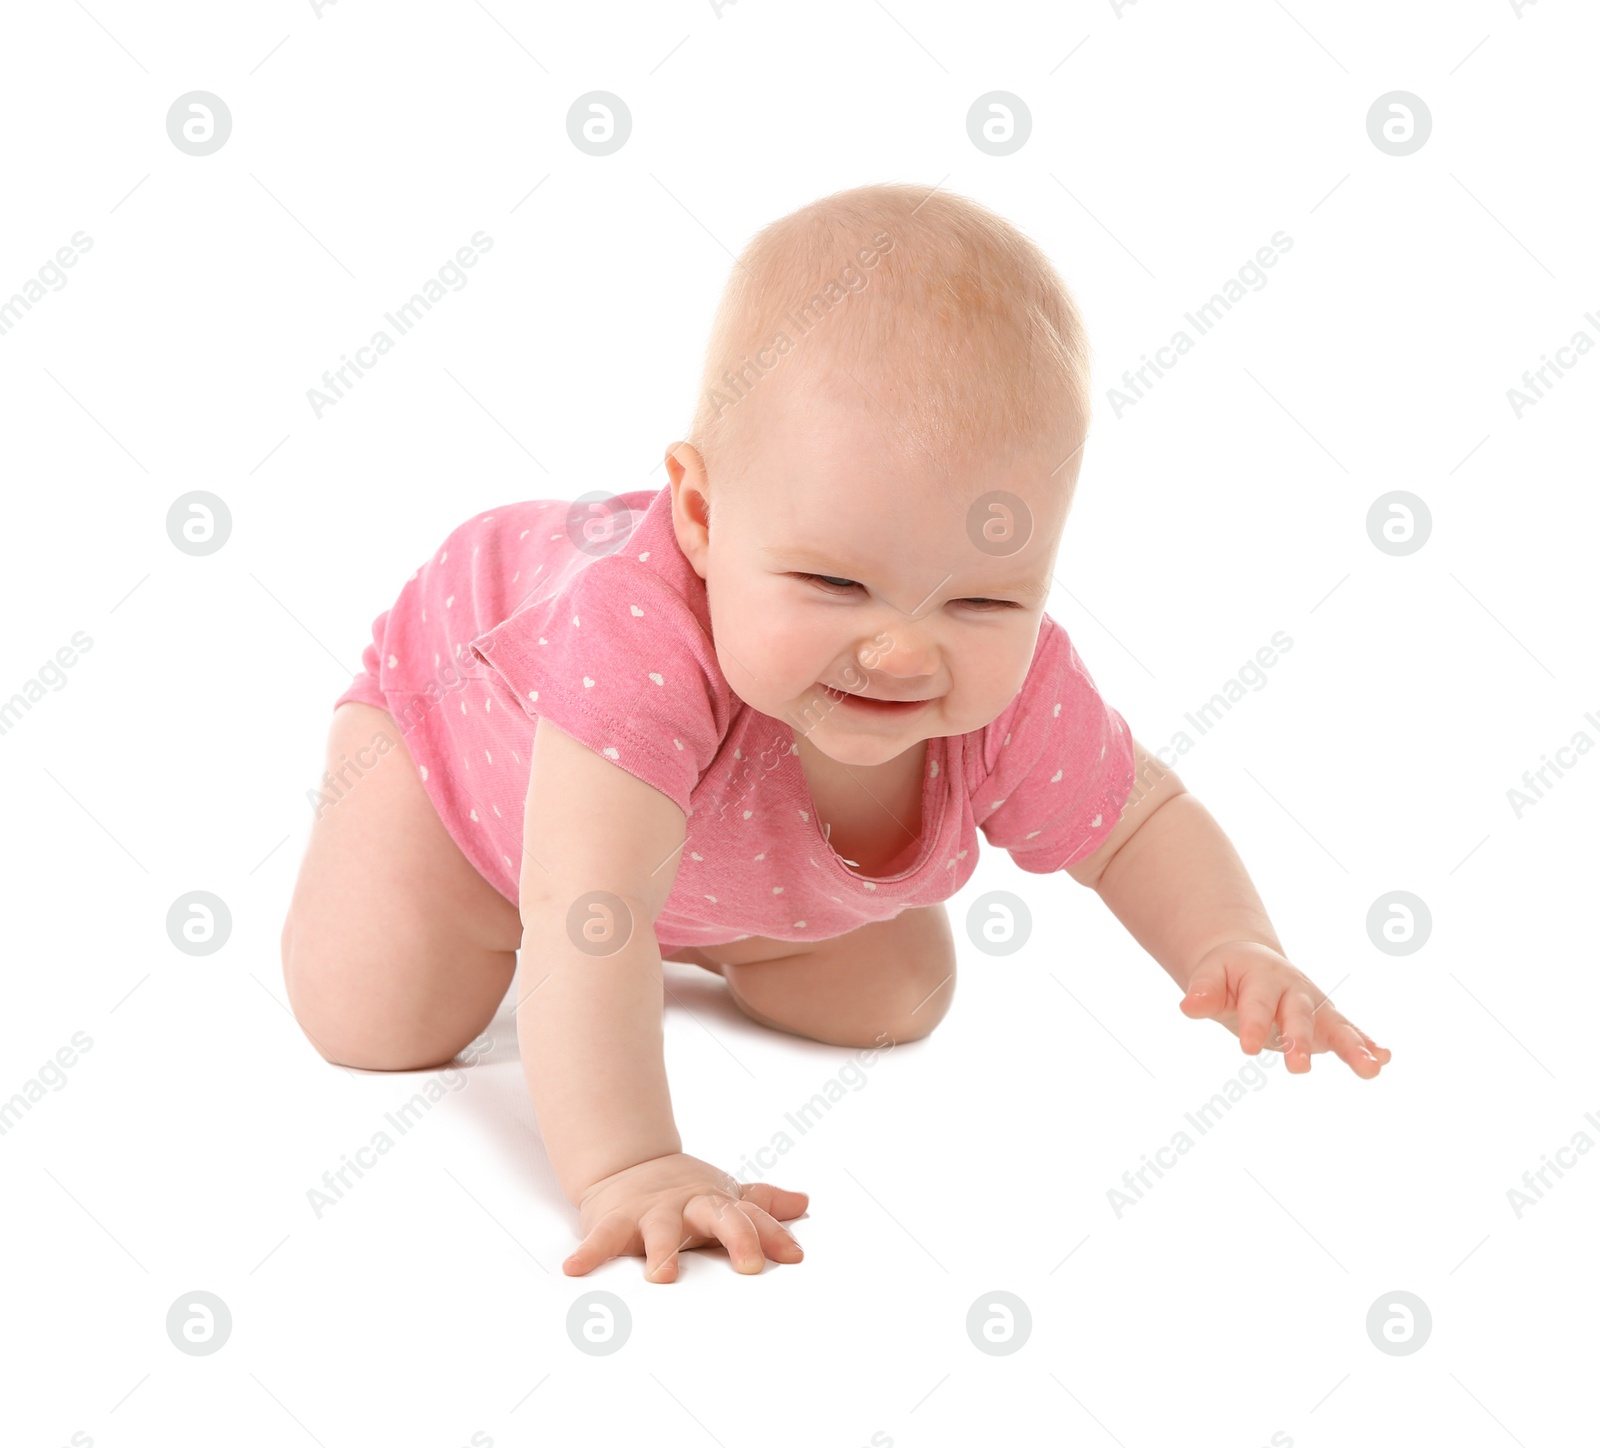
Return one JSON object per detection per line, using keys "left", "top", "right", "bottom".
{"left": 738, "top": 1180, "right": 810, "bottom": 1223}
{"left": 641, "top": 1207, "right": 695, "bottom": 1284}
{"left": 683, "top": 1193, "right": 766, "bottom": 1275}
{"left": 1323, "top": 1016, "right": 1391, "bottom": 1078}
{"left": 564, "top": 1210, "right": 636, "bottom": 1277}
{"left": 1178, "top": 957, "right": 1230, "bottom": 1021}
{"left": 1277, "top": 988, "right": 1320, "bottom": 1073}
{"left": 731, "top": 1198, "right": 805, "bottom": 1267}
{"left": 1235, "top": 973, "right": 1287, "bottom": 1055}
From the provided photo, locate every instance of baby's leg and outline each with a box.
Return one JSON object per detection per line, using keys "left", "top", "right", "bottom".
{"left": 281, "top": 702, "right": 522, "bottom": 1070}
{"left": 676, "top": 905, "right": 958, "bottom": 1049}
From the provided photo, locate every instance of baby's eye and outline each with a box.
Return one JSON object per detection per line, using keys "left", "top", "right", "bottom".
{"left": 799, "top": 573, "right": 1021, "bottom": 610}
{"left": 801, "top": 573, "right": 862, "bottom": 593}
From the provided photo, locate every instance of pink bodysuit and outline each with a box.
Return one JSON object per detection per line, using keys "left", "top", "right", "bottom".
{"left": 332, "top": 484, "right": 1136, "bottom": 953}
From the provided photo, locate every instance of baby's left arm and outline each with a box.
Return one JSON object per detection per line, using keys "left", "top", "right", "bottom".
{"left": 1065, "top": 739, "right": 1391, "bottom": 1079}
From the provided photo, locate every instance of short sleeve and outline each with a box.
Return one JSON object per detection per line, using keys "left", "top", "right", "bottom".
{"left": 975, "top": 615, "right": 1137, "bottom": 874}
{"left": 464, "top": 558, "right": 727, "bottom": 815}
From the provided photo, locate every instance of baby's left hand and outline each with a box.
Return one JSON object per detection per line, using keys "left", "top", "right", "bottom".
{"left": 1178, "top": 940, "right": 1392, "bottom": 1079}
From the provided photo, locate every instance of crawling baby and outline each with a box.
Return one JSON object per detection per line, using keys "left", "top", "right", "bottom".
{"left": 280, "top": 182, "right": 1391, "bottom": 1284}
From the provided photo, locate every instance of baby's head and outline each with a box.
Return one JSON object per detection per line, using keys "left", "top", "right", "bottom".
{"left": 665, "top": 182, "right": 1094, "bottom": 767}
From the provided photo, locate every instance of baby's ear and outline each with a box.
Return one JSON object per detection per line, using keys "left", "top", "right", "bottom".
{"left": 666, "top": 439, "right": 707, "bottom": 471}
{"left": 666, "top": 450, "right": 714, "bottom": 573}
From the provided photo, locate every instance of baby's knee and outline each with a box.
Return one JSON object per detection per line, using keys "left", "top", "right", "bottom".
{"left": 877, "top": 955, "right": 955, "bottom": 1044}
{"left": 281, "top": 926, "right": 467, "bottom": 1072}
{"left": 724, "top": 950, "right": 954, "bottom": 1049}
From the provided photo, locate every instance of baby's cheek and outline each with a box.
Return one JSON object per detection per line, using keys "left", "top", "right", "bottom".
{"left": 749, "top": 604, "right": 821, "bottom": 677}
{"left": 969, "top": 632, "right": 1035, "bottom": 708}
{"left": 712, "top": 589, "right": 806, "bottom": 691}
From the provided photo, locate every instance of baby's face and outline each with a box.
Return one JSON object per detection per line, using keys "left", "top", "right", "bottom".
{"left": 671, "top": 386, "right": 1075, "bottom": 768}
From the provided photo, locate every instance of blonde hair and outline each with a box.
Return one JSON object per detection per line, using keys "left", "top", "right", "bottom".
{"left": 684, "top": 182, "right": 1092, "bottom": 491}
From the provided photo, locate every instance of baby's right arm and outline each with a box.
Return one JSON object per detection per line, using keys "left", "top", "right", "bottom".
{"left": 516, "top": 717, "right": 807, "bottom": 1282}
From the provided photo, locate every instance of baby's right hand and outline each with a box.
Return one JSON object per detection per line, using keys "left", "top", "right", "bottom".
{"left": 565, "top": 1152, "right": 808, "bottom": 1283}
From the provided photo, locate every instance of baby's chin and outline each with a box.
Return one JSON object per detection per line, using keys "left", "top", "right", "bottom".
{"left": 807, "top": 732, "right": 931, "bottom": 768}
{"left": 753, "top": 690, "right": 945, "bottom": 766}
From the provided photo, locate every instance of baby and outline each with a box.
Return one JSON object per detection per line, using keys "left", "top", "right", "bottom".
{"left": 280, "top": 182, "right": 1391, "bottom": 1284}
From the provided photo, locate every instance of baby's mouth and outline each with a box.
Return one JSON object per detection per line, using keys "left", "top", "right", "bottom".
{"left": 819, "top": 683, "right": 932, "bottom": 712}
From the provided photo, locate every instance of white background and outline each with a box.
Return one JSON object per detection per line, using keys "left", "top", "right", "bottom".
{"left": 2, "top": 1, "right": 1596, "bottom": 1445}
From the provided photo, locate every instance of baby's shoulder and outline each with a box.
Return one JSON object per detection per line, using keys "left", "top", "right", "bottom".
{"left": 428, "top": 498, "right": 569, "bottom": 560}
{"left": 461, "top": 490, "right": 712, "bottom": 658}
{"left": 418, "top": 493, "right": 664, "bottom": 590}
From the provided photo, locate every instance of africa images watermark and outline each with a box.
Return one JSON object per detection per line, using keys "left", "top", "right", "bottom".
{"left": 1505, "top": 308, "right": 1600, "bottom": 418}
{"left": 305, "top": 1034, "right": 492, "bottom": 1219}
{"left": 0, "top": 1030, "right": 95, "bottom": 1138}
{"left": 1107, "top": 1047, "right": 1284, "bottom": 1219}
{"left": 1504, "top": 707, "right": 1600, "bottom": 818}
{"left": 1153, "top": 630, "right": 1296, "bottom": 765}
{"left": 700, "top": 229, "right": 896, "bottom": 424}
{"left": 1107, "top": 230, "right": 1294, "bottom": 418}
{"left": 306, "top": 229, "right": 494, "bottom": 418}
{"left": 0, "top": 630, "right": 96, "bottom": 739}
{"left": 1505, "top": 1106, "right": 1600, "bottom": 1219}
{"left": 729, "top": 1032, "right": 896, "bottom": 1187}
{"left": 0, "top": 230, "right": 94, "bottom": 339}
{"left": 1047, "top": 629, "right": 1296, "bottom": 864}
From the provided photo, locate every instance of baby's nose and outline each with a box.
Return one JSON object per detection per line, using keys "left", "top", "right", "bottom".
{"left": 858, "top": 624, "right": 936, "bottom": 677}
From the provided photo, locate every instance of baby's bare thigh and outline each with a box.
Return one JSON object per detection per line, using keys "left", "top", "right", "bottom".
{"left": 281, "top": 701, "right": 522, "bottom": 1070}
